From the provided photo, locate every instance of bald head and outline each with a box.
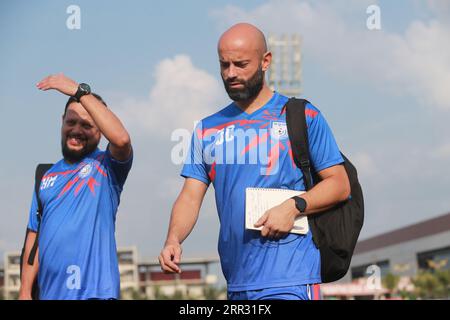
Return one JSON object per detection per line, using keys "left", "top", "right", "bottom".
{"left": 218, "top": 23, "right": 267, "bottom": 57}
{"left": 217, "top": 23, "right": 272, "bottom": 103}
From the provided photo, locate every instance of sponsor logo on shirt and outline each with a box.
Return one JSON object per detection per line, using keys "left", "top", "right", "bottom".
{"left": 41, "top": 176, "right": 57, "bottom": 190}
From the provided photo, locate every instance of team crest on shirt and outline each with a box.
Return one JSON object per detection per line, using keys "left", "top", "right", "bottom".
{"left": 78, "top": 164, "right": 93, "bottom": 178}
{"left": 270, "top": 121, "right": 288, "bottom": 140}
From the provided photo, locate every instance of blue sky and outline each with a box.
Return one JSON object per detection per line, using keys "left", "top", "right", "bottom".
{"left": 1, "top": 1, "right": 450, "bottom": 284}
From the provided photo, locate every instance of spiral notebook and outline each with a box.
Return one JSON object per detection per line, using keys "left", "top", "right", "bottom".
{"left": 245, "top": 187, "right": 309, "bottom": 235}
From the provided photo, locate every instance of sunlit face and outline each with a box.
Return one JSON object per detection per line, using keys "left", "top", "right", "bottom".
{"left": 219, "top": 45, "right": 265, "bottom": 102}
{"left": 61, "top": 102, "right": 101, "bottom": 163}
{"left": 218, "top": 39, "right": 266, "bottom": 101}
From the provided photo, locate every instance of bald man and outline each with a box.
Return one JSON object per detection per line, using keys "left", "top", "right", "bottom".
{"left": 159, "top": 23, "right": 350, "bottom": 300}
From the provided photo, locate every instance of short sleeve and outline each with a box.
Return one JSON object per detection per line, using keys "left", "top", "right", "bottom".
{"left": 27, "top": 190, "right": 39, "bottom": 232}
{"left": 306, "top": 103, "right": 344, "bottom": 172}
{"left": 104, "top": 146, "right": 133, "bottom": 189}
{"left": 180, "top": 122, "right": 210, "bottom": 186}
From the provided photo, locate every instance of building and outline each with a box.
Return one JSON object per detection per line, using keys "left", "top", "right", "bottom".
{"left": 2, "top": 248, "right": 141, "bottom": 300}
{"left": 3, "top": 251, "right": 21, "bottom": 300}
{"left": 117, "top": 247, "right": 222, "bottom": 299}
{"left": 117, "top": 246, "right": 139, "bottom": 299}
{"left": 0, "top": 266, "right": 5, "bottom": 299}
{"left": 2, "top": 246, "right": 221, "bottom": 300}
{"left": 138, "top": 257, "right": 221, "bottom": 299}
{"left": 321, "top": 212, "right": 450, "bottom": 299}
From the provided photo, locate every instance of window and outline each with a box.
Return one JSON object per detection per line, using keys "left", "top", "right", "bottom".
{"left": 417, "top": 246, "right": 450, "bottom": 272}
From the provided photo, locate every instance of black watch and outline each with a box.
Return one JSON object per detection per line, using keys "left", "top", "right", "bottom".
{"left": 73, "top": 83, "right": 91, "bottom": 102}
{"left": 292, "top": 196, "right": 307, "bottom": 213}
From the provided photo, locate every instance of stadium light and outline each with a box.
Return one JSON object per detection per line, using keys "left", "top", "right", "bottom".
{"left": 267, "top": 33, "right": 302, "bottom": 97}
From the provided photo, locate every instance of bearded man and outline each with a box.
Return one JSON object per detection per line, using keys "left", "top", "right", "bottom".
{"left": 19, "top": 74, "right": 133, "bottom": 300}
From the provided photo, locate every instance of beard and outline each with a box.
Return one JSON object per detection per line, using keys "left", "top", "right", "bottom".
{"left": 61, "top": 135, "right": 98, "bottom": 163}
{"left": 222, "top": 65, "right": 264, "bottom": 102}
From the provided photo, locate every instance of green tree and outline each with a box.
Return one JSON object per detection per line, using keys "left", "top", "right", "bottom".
{"left": 412, "top": 270, "right": 449, "bottom": 299}
{"left": 171, "top": 289, "right": 187, "bottom": 300}
{"left": 130, "top": 288, "right": 147, "bottom": 300}
{"left": 435, "top": 270, "right": 450, "bottom": 299}
{"left": 203, "top": 285, "right": 227, "bottom": 300}
{"left": 153, "top": 285, "right": 170, "bottom": 300}
{"left": 398, "top": 289, "right": 416, "bottom": 300}
{"left": 151, "top": 286, "right": 191, "bottom": 300}
{"left": 382, "top": 273, "right": 400, "bottom": 298}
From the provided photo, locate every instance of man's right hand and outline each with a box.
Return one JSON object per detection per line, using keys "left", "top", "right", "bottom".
{"left": 158, "top": 241, "right": 182, "bottom": 273}
{"left": 158, "top": 178, "right": 208, "bottom": 274}
{"left": 36, "top": 73, "right": 79, "bottom": 96}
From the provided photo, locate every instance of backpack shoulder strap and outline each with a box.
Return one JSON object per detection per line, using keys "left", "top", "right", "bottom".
{"left": 27, "top": 163, "right": 53, "bottom": 265}
{"left": 285, "top": 98, "right": 314, "bottom": 191}
{"left": 34, "top": 164, "right": 53, "bottom": 216}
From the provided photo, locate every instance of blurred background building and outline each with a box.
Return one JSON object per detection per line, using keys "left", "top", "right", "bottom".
{"left": 3, "top": 212, "right": 449, "bottom": 300}
{"left": 137, "top": 256, "right": 221, "bottom": 299}
{"left": 266, "top": 34, "right": 450, "bottom": 300}
{"left": 321, "top": 212, "right": 450, "bottom": 299}
{"left": 1, "top": 247, "right": 223, "bottom": 300}
{"left": 3, "top": 251, "right": 20, "bottom": 300}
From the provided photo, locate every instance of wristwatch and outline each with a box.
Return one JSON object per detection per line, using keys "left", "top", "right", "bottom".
{"left": 291, "top": 196, "right": 307, "bottom": 214}
{"left": 73, "top": 83, "right": 91, "bottom": 102}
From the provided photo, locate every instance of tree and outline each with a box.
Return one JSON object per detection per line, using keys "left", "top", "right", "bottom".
{"left": 382, "top": 273, "right": 400, "bottom": 298}
{"left": 130, "top": 288, "right": 147, "bottom": 300}
{"left": 152, "top": 285, "right": 170, "bottom": 300}
{"left": 203, "top": 285, "right": 227, "bottom": 300}
{"left": 412, "top": 270, "right": 450, "bottom": 299}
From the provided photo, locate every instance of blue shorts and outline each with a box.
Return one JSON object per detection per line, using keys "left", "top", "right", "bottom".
{"left": 228, "top": 284, "right": 321, "bottom": 300}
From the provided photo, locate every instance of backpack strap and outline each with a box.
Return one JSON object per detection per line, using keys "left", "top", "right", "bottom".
{"left": 27, "top": 163, "right": 53, "bottom": 265}
{"left": 285, "top": 98, "right": 314, "bottom": 191}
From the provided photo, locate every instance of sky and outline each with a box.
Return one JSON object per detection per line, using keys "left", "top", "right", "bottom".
{"left": 1, "top": 0, "right": 450, "bottom": 283}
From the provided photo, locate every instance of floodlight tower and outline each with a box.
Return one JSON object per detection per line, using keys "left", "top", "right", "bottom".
{"left": 266, "top": 34, "right": 302, "bottom": 97}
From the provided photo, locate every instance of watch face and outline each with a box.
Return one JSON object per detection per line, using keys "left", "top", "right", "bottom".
{"left": 79, "top": 83, "right": 91, "bottom": 94}
{"left": 295, "top": 197, "right": 307, "bottom": 213}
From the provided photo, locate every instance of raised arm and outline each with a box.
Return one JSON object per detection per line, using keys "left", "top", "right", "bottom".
{"left": 36, "top": 73, "right": 132, "bottom": 161}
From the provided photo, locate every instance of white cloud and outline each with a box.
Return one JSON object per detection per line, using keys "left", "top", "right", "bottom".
{"left": 117, "top": 55, "right": 226, "bottom": 138}
{"left": 105, "top": 55, "right": 226, "bottom": 260}
{"left": 209, "top": 0, "right": 450, "bottom": 110}
{"left": 351, "top": 152, "right": 379, "bottom": 178}
{"left": 431, "top": 143, "right": 450, "bottom": 160}
{"left": 426, "top": 0, "right": 450, "bottom": 17}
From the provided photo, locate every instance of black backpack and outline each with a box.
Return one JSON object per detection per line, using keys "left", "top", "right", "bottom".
{"left": 285, "top": 98, "right": 364, "bottom": 283}
{"left": 20, "top": 163, "right": 53, "bottom": 300}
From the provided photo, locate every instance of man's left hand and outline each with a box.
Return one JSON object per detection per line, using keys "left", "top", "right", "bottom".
{"left": 36, "top": 73, "right": 78, "bottom": 96}
{"left": 254, "top": 198, "right": 299, "bottom": 239}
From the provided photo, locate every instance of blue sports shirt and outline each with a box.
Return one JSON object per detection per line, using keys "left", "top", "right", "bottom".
{"left": 27, "top": 148, "right": 132, "bottom": 299}
{"left": 181, "top": 92, "right": 343, "bottom": 291}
